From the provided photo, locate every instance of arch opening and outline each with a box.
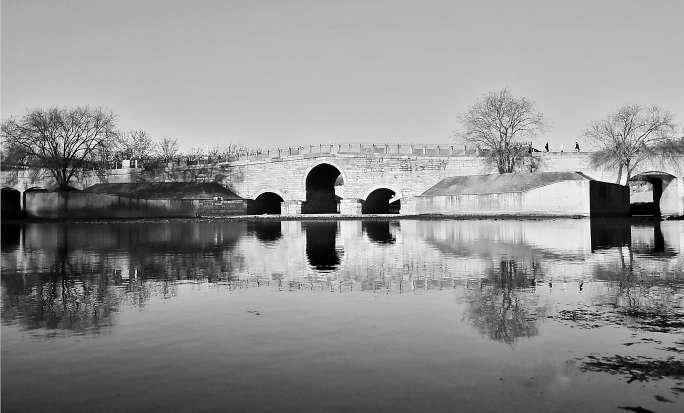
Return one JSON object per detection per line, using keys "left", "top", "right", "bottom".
{"left": 250, "top": 192, "right": 283, "bottom": 214}
{"left": 362, "top": 188, "right": 399, "bottom": 214}
{"left": 628, "top": 172, "right": 676, "bottom": 216}
{"left": 303, "top": 163, "right": 342, "bottom": 214}
{"left": 1, "top": 187, "right": 22, "bottom": 219}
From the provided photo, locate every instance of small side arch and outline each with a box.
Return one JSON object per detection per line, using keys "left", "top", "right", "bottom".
{"left": 362, "top": 185, "right": 402, "bottom": 203}
{"left": 250, "top": 191, "right": 285, "bottom": 214}
{"left": 628, "top": 171, "right": 677, "bottom": 216}
{"left": 362, "top": 186, "right": 401, "bottom": 214}
{"left": 250, "top": 188, "right": 287, "bottom": 202}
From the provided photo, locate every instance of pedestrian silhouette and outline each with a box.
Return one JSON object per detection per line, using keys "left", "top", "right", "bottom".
{"left": 544, "top": 142, "right": 549, "bottom": 152}
{"left": 575, "top": 141, "right": 580, "bottom": 152}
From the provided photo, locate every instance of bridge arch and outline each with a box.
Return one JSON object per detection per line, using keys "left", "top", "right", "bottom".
{"left": 251, "top": 188, "right": 286, "bottom": 201}
{"left": 628, "top": 171, "right": 677, "bottom": 216}
{"left": 362, "top": 186, "right": 401, "bottom": 214}
{"left": 301, "top": 160, "right": 347, "bottom": 189}
{"left": 1, "top": 187, "right": 22, "bottom": 218}
{"left": 302, "top": 162, "right": 345, "bottom": 214}
{"left": 250, "top": 191, "right": 285, "bottom": 215}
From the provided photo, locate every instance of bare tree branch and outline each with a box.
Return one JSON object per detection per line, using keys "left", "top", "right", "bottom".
{"left": 1, "top": 107, "right": 118, "bottom": 190}
{"left": 457, "top": 89, "right": 546, "bottom": 173}
{"left": 584, "top": 105, "right": 679, "bottom": 184}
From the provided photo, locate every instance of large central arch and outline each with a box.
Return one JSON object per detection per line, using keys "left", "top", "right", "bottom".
{"left": 302, "top": 163, "right": 342, "bottom": 214}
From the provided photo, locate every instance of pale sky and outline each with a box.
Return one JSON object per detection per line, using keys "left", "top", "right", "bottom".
{"left": 2, "top": 0, "right": 683, "bottom": 150}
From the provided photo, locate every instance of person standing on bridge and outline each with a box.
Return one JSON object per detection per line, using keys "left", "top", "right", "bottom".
{"left": 575, "top": 141, "right": 580, "bottom": 152}
{"left": 544, "top": 142, "right": 549, "bottom": 152}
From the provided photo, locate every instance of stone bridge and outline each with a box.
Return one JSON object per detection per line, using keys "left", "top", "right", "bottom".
{"left": 3, "top": 143, "right": 684, "bottom": 216}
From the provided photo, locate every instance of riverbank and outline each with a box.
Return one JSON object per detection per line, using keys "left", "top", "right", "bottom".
{"left": 1, "top": 213, "right": 673, "bottom": 225}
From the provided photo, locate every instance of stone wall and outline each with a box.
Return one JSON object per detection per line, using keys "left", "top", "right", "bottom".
{"left": 589, "top": 181, "right": 630, "bottom": 217}
{"left": 216, "top": 154, "right": 491, "bottom": 202}
{"left": 403, "top": 179, "right": 629, "bottom": 217}
{"left": 4, "top": 150, "right": 683, "bottom": 216}
{"left": 24, "top": 192, "right": 248, "bottom": 219}
{"left": 165, "top": 152, "right": 678, "bottom": 201}
{"left": 659, "top": 177, "right": 684, "bottom": 217}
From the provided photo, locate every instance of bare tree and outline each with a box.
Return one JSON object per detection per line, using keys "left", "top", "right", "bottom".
{"left": 116, "top": 129, "right": 154, "bottom": 162}
{"left": 459, "top": 89, "right": 546, "bottom": 173}
{"left": 584, "top": 105, "right": 680, "bottom": 184}
{"left": 1, "top": 107, "right": 118, "bottom": 190}
{"left": 155, "top": 137, "right": 179, "bottom": 162}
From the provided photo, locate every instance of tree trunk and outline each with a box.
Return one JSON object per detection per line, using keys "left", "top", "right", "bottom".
{"left": 624, "top": 161, "right": 632, "bottom": 184}
{"left": 615, "top": 164, "right": 623, "bottom": 184}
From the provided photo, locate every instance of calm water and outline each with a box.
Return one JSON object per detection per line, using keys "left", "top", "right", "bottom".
{"left": 1, "top": 218, "right": 683, "bottom": 412}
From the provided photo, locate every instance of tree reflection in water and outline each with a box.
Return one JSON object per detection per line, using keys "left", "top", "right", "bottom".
{"left": 465, "top": 259, "right": 547, "bottom": 345}
{"left": 587, "top": 220, "right": 682, "bottom": 329}
{"left": 1, "top": 272, "right": 161, "bottom": 335}
{"left": 2, "top": 219, "right": 681, "bottom": 339}
{"left": 0, "top": 221, "right": 247, "bottom": 335}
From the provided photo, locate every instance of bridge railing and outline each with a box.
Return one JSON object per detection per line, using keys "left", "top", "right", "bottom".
{"left": 206, "top": 143, "right": 474, "bottom": 163}
{"left": 132, "top": 143, "right": 640, "bottom": 169}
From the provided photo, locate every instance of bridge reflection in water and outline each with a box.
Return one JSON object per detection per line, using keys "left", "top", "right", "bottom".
{"left": 1, "top": 218, "right": 681, "bottom": 336}
{"left": 2, "top": 218, "right": 683, "bottom": 413}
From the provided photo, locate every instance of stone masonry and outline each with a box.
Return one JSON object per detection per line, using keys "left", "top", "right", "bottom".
{"left": 2, "top": 146, "right": 684, "bottom": 216}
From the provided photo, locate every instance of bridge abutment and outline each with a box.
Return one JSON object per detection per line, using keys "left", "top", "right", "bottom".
{"left": 340, "top": 198, "right": 362, "bottom": 215}
{"left": 282, "top": 200, "right": 303, "bottom": 215}
{"left": 660, "top": 176, "right": 684, "bottom": 217}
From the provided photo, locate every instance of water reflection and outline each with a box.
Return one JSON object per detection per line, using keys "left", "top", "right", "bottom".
{"left": 362, "top": 221, "right": 396, "bottom": 244}
{"left": 247, "top": 221, "right": 282, "bottom": 244}
{"left": 1, "top": 224, "right": 20, "bottom": 253}
{"left": 1, "top": 219, "right": 682, "bottom": 336}
{"left": 303, "top": 221, "right": 342, "bottom": 271}
{"left": 1, "top": 271, "right": 160, "bottom": 335}
{"left": 590, "top": 218, "right": 631, "bottom": 251}
{"left": 465, "top": 259, "right": 546, "bottom": 344}
{"left": 2, "top": 218, "right": 683, "bottom": 413}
